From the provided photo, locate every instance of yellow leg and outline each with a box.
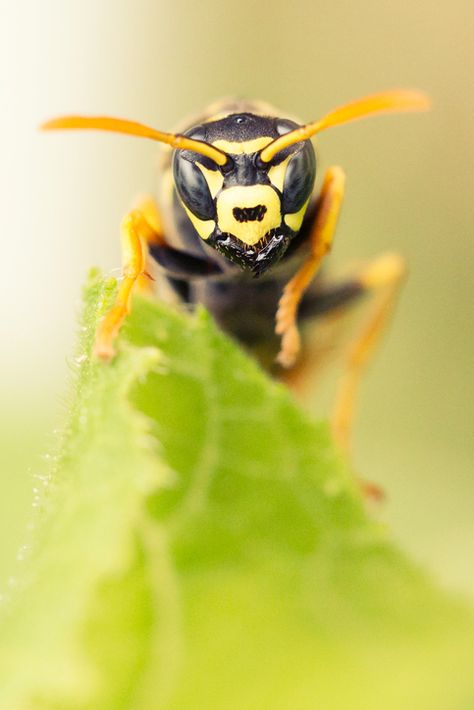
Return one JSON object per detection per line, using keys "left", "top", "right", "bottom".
{"left": 331, "top": 252, "right": 406, "bottom": 458}
{"left": 276, "top": 166, "right": 346, "bottom": 367}
{"left": 133, "top": 193, "right": 164, "bottom": 237}
{"left": 93, "top": 197, "right": 163, "bottom": 360}
{"left": 132, "top": 194, "right": 165, "bottom": 292}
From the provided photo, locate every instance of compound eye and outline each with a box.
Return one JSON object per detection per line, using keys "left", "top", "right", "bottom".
{"left": 281, "top": 145, "right": 316, "bottom": 214}
{"left": 276, "top": 118, "right": 298, "bottom": 136}
{"left": 173, "top": 153, "right": 216, "bottom": 221}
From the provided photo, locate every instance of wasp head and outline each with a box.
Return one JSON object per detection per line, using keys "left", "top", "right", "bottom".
{"left": 172, "top": 113, "right": 316, "bottom": 277}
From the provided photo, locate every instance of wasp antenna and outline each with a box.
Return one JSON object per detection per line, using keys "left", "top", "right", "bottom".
{"left": 40, "top": 115, "right": 229, "bottom": 166}
{"left": 259, "top": 89, "right": 431, "bottom": 163}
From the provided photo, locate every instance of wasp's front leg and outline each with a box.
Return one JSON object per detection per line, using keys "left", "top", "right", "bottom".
{"left": 276, "top": 166, "right": 346, "bottom": 367}
{"left": 93, "top": 196, "right": 164, "bottom": 360}
{"left": 94, "top": 196, "right": 223, "bottom": 360}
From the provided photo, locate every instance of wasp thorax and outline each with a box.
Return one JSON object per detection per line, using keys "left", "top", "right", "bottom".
{"left": 216, "top": 185, "right": 281, "bottom": 246}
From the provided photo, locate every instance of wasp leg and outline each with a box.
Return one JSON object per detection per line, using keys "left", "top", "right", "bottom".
{"left": 148, "top": 244, "right": 223, "bottom": 280}
{"left": 94, "top": 200, "right": 161, "bottom": 360}
{"left": 131, "top": 194, "right": 165, "bottom": 294}
{"left": 134, "top": 194, "right": 223, "bottom": 282}
{"left": 331, "top": 252, "right": 406, "bottom": 459}
{"left": 94, "top": 196, "right": 222, "bottom": 360}
{"left": 280, "top": 253, "right": 405, "bottom": 500}
{"left": 278, "top": 279, "right": 365, "bottom": 392}
{"left": 276, "top": 166, "right": 345, "bottom": 367}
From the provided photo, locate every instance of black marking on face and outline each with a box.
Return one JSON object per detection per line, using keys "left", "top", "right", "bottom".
{"left": 222, "top": 153, "right": 270, "bottom": 189}
{"left": 233, "top": 205, "right": 267, "bottom": 223}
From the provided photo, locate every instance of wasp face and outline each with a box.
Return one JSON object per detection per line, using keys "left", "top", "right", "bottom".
{"left": 173, "top": 113, "right": 316, "bottom": 276}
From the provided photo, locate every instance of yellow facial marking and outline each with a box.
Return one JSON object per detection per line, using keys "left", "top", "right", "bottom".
{"left": 197, "top": 163, "right": 224, "bottom": 199}
{"left": 284, "top": 198, "right": 310, "bottom": 232}
{"left": 182, "top": 203, "right": 215, "bottom": 240}
{"left": 268, "top": 155, "right": 291, "bottom": 193}
{"left": 212, "top": 136, "right": 274, "bottom": 155}
{"left": 216, "top": 185, "right": 281, "bottom": 246}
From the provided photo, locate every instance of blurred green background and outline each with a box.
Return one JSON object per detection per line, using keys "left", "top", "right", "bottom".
{"left": 1, "top": 0, "right": 472, "bottom": 596}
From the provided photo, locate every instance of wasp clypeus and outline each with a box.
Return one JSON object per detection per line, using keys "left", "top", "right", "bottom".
{"left": 42, "top": 89, "right": 430, "bottom": 486}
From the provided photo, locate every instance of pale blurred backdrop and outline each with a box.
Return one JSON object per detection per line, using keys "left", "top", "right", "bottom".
{"left": 1, "top": 1, "right": 473, "bottom": 593}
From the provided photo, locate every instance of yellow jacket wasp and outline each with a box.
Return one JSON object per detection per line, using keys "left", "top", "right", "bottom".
{"left": 42, "top": 89, "right": 430, "bottom": 483}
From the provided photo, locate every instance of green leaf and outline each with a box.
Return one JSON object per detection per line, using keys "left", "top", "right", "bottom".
{"left": 1, "top": 270, "right": 473, "bottom": 710}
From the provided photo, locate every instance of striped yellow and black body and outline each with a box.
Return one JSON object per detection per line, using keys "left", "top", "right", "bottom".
{"left": 42, "top": 88, "right": 429, "bottom": 477}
